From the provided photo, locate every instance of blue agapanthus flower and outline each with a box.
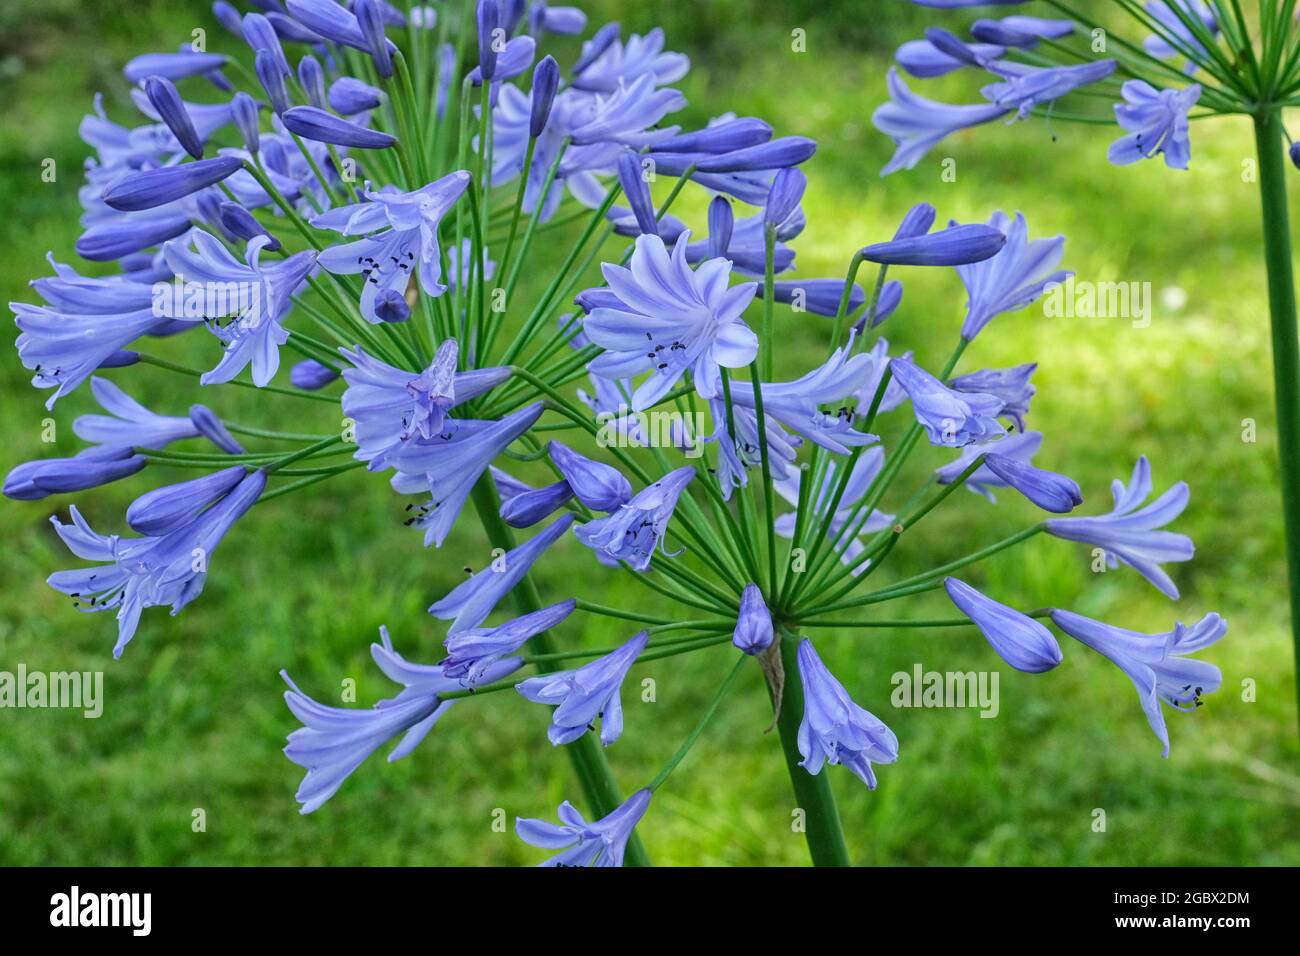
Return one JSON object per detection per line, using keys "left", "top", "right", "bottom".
{"left": 574, "top": 466, "right": 695, "bottom": 570}
{"left": 313, "top": 172, "right": 471, "bottom": 321}
{"left": 956, "top": 211, "right": 1069, "bottom": 341}
{"left": 582, "top": 233, "right": 758, "bottom": 408}
{"left": 516, "top": 788, "right": 651, "bottom": 867}
{"left": 873, "top": 67, "right": 1010, "bottom": 174}
{"left": 1051, "top": 609, "right": 1226, "bottom": 756}
{"left": 282, "top": 625, "right": 523, "bottom": 813}
{"left": 516, "top": 630, "right": 648, "bottom": 745}
{"left": 890, "top": 356, "right": 1006, "bottom": 447}
{"left": 796, "top": 638, "right": 899, "bottom": 789}
{"left": 1108, "top": 80, "right": 1202, "bottom": 170}
{"left": 1046, "top": 456, "right": 1193, "bottom": 599}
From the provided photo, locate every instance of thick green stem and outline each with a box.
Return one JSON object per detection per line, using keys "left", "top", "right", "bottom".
{"left": 1253, "top": 109, "right": 1300, "bottom": 727}
{"left": 771, "top": 625, "right": 851, "bottom": 866}
{"left": 467, "top": 476, "right": 651, "bottom": 866}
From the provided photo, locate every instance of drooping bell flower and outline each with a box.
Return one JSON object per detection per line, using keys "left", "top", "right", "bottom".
{"left": 1108, "top": 81, "right": 1202, "bottom": 170}
{"left": 573, "top": 467, "right": 695, "bottom": 571}
{"left": 890, "top": 356, "right": 1006, "bottom": 447}
{"left": 796, "top": 639, "right": 899, "bottom": 789}
{"left": 957, "top": 211, "right": 1069, "bottom": 341}
{"left": 516, "top": 631, "right": 648, "bottom": 745}
{"left": 441, "top": 600, "right": 576, "bottom": 685}
{"left": 873, "top": 67, "right": 1010, "bottom": 175}
{"left": 515, "top": 789, "right": 651, "bottom": 867}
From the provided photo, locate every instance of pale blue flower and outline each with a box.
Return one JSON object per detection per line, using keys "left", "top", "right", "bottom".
{"left": 945, "top": 577, "right": 1063, "bottom": 672}
{"left": 1108, "top": 81, "right": 1202, "bottom": 170}
{"left": 956, "top": 211, "right": 1069, "bottom": 340}
{"left": 796, "top": 639, "right": 899, "bottom": 789}
{"left": 890, "top": 356, "right": 1006, "bottom": 447}
{"left": 574, "top": 466, "right": 695, "bottom": 571}
{"left": 516, "top": 788, "right": 651, "bottom": 867}
{"left": 516, "top": 631, "right": 648, "bottom": 745}
{"left": 874, "top": 67, "right": 1009, "bottom": 175}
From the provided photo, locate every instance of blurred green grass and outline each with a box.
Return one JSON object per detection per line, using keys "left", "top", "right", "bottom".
{"left": 0, "top": 0, "right": 1297, "bottom": 866}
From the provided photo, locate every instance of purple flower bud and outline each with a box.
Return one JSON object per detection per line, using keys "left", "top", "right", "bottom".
{"left": 76, "top": 215, "right": 192, "bottom": 261}
{"left": 530, "top": 3, "right": 586, "bottom": 36}
{"left": 282, "top": 106, "right": 396, "bottom": 148}
{"left": 707, "top": 195, "right": 733, "bottom": 260}
{"left": 693, "top": 136, "right": 817, "bottom": 173}
{"left": 231, "top": 91, "right": 261, "bottom": 153}
{"left": 548, "top": 440, "right": 632, "bottom": 512}
{"left": 290, "top": 359, "right": 341, "bottom": 390}
{"left": 854, "top": 279, "right": 903, "bottom": 332}
{"left": 269, "top": 11, "right": 326, "bottom": 43}
{"left": 354, "top": 0, "right": 393, "bottom": 78}
{"left": 574, "top": 287, "right": 623, "bottom": 313}
{"left": 298, "top": 55, "right": 327, "bottom": 109}
{"left": 971, "top": 16, "right": 1075, "bottom": 49}
{"left": 213, "top": 1, "right": 244, "bottom": 36}
{"left": 477, "top": 0, "right": 500, "bottom": 82}
{"left": 1291, "top": 141, "right": 1300, "bottom": 170}
{"left": 374, "top": 288, "right": 411, "bottom": 323}
{"left": 861, "top": 223, "right": 1006, "bottom": 267}
{"left": 285, "top": 0, "right": 375, "bottom": 51}
{"left": 657, "top": 117, "right": 773, "bottom": 155}
{"left": 219, "top": 201, "right": 281, "bottom": 251}
{"left": 616, "top": 150, "right": 656, "bottom": 236}
{"left": 983, "top": 453, "right": 1082, "bottom": 513}
{"left": 944, "top": 577, "right": 1063, "bottom": 673}
{"left": 189, "top": 405, "right": 246, "bottom": 454}
{"left": 255, "top": 50, "right": 290, "bottom": 115}
{"left": 102, "top": 156, "right": 243, "bottom": 212}
{"left": 328, "top": 76, "right": 383, "bottom": 115}
{"left": 144, "top": 75, "right": 204, "bottom": 160}
{"left": 573, "top": 21, "right": 619, "bottom": 75}
{"left": 529, "top": 54, "right": 559, "bottom": 138}
{"left": 500, "top": 479, "right": 574, "bottom": 527}
{"left": 124, "top": 51, "right": 227, "bottom": 84}
{"left": 5, "top": 447, "right": 145, "bottom": 501}
{"left": 893, "top": 202, "right": 937, "bottom": 240}
{"left": 243, "top": 13, "right": 291, "bottom": 77}
{"left": 733, "top": 583, "right": 774, "bottom": 655}
{"left": 127, "top": 466, "right": 247, "bottom": 536}
{"left": 764, "top": 167, "right": 806, "bottom": 229}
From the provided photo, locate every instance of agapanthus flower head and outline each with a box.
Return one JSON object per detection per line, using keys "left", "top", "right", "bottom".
{"left": 516, "top": 788, "right": 651, "bottom": 867}
{"left": 428, "top": 513, "right": 574, "bottom": 632}
{"left": 282, "top": 625, "right": 521, "bottom": 812}
{"left": 796, "top": 638, "right": 899, "bottom": 789}
{"left": 582, "top": 232, "right": 757, "bottom": 409}
{"left": 1109, "top": 80, "right": 1202, "bottom": 170}
{"left": 956, "top": 211, "right": 1069, "bottom": 341}
{"left": 944, "top": 577, "right": 1063, "bottom": 673}
{"left": 1051, "top": 609, "right": 1225, "bottom": 756}
{"left": 1046, "top": 456, "right": 1193, "bottom": 599}
{"left": 516, "top": 630, "right": 648, "bottom": 745}
{"left": 573, "top": 466, "right": 695, "bottom": 571}
{"left": 890, "top": 356, "right": 1006, "bottom": 447}
{"left": 46, "top": 468, "right": 266, "bottom": 659}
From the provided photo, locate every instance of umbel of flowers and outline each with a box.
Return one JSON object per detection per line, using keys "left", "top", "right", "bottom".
{"left": 6, "top": 0, "right": 1225, "bottom": 866}
{"left": 877, "top": 0, "right": 1299, "bottom": 730}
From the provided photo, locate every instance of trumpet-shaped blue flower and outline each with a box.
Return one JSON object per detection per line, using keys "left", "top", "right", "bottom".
{"left": 282, "top": 626, "right": 522, "bottom": 812}
{"left": 516, "top": 788, "right": 651, "bottom": 867}
{"left": 428, "top": 513, "right": 574, "bottom": 631}
{"left": 583, "top": 233, "right": 757, "bottom": 409}
{"left": 339, "top": 342, "right": 510, "bottom": 469}
{"left": 574, "top": 467, "right": 695, "bottom": 571}
{"left": 874, "top": 67, "right": 1010, "bottom": 175}
{"left": 162, "top": 230, "right": 317, "bottom": 386}
{"left": 313, "top": 172, "right": 470, "bottom": 321}
{"left": 572, "top": 28, "right": 688, "bottom": 93}
{"left": 441, "top": 600, "right": 576, "bottom": 685}
{"left": 944, "top": 577, "right": 1063, "bottom": 672}
{"left": 981, "top": 60, "right": 1118, "bottom": 120}
{"left": 390, "top": 403, "right": 544, "bottom": 547}
{"left": 949, "top": 363, "right": 1036, "bottom": 431}
{"left": 1108, "top": 81, "right": 1202, "bottom": 170}
{"left": 1046, "top": 455, "right": 1193, "bottom": 599}
{"left": 1051, "top": 609, "right": 1225, "bottom": 756}
{"left": 956, "top": 211, "right": 1069, "bottom": 340}
{"left": 890, "top": 356, "right": 1006, "bottom": 447}
{"left": 73, "top": 377, "right": 201, "bottom": 451}
{"left": 516, "top": 630, "right": 648, "bottom": 745}
{"left": 796, "top": 638, "right": 899, "bottom": 789}
{"left": 46, "top": 468, "right": 266, "bottom": 658}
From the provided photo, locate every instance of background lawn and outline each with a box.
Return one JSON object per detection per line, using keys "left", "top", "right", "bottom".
{"left": 0, "top": 0, "right": 1297, "bottom": 866}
